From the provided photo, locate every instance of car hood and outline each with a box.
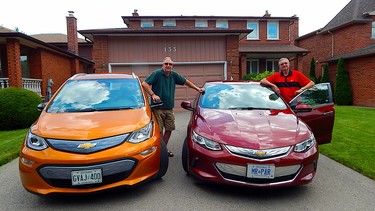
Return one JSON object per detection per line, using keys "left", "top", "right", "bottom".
{"left": 30, "top": 108, "right": 151, "bottom": 140}
{"left": 196, "top": 109, "right": 310, "bottom": 149}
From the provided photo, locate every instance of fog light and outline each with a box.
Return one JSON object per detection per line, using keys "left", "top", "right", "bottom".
{"left": 21, "top": 157, "right": 35, "bottom": 166}
{"left": 140, "top": 146, "right": 157, "bottom": 156}
{"left": 301, "top": 172, "right": 314, "bottom": 181}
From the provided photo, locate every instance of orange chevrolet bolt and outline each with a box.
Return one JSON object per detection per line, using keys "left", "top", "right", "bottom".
{"left": 19, "top": 73, "right": 168, "bottom": 195}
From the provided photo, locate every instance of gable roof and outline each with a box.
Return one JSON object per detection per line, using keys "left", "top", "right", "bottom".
{"left": 0, "top": 26, "right": 15, "bottom": 33}
{"left": 30, "top": 33, "right": 88, "bottom": 43}
{"left": 323, "top": 44, "right": 375, "bottom": 62}
{"left": 319, "top": 0, "right": 375, "bottom": 34}
{"left": 0, "top": 31, "right": 93, "bottom": 64}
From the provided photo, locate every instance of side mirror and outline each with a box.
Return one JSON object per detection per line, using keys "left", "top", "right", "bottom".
{"left": 181, "top": 101, "right": 195, "bottom": 111}
{"left": 294, "top": 104, "right": 313, "bottom": 113}
{"left": 37, "top": 102, "right": 48, "bottom": 111}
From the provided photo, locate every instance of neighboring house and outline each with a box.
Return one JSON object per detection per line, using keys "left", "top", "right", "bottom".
{"left": 296, "top": 0, "right": 375, "bottom": 107}
{"left": 79, "top": 10, "right": 307, "bottom": 108}
{"left": 31, "top": 33, "right": 93, "bottom": 61}
{"left": 0, "top": 12, "right": 94, "bottom": 98}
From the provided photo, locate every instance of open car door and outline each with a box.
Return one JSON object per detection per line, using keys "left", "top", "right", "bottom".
{"left": 289, "top": 83, "right": 335, "bottom": 144}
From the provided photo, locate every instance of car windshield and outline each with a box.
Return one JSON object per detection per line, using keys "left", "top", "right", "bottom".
{"left": 200, "top": 83, "right": 287, "bottom": 110}
{"left": 47, "top": 78, "right": 145, "bottom": 113}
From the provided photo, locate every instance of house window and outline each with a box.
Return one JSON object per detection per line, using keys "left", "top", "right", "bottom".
{"left": 372, "top": 21, "right": 375, "bottom": 38}
{"left": 266, "top": 59, "right": 280, "bottom": 71}
{"left": 246, "top": 59, "right": 259, "bottom": 74}
{"left": 247, "top": 22, "right": 259, "bottom": 40}
{"left": 267, "top": 22, "right": 279, "bottom": 40}
{"left": 216, "top": 20, "right": 228, "bottom": 29}
{"left": 20, "top": 55, "right": 30, "bottom": 78}
{"left": 163, "top": 20, "right": 176, "bottom": 27}
{"left": 195, "top": 20, "right": 208, "bottom": 28}
{"left": 141, "top": 20, "right": 154, "bottom": 28}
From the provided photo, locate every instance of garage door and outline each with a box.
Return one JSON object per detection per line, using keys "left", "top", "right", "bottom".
{"left": 110, "top": 62, "right": 225, "bottom": 111}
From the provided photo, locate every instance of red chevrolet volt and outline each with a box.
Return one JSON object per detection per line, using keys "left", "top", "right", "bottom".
{"left": 181, "top": 81, "right": 335, "bottom": 188}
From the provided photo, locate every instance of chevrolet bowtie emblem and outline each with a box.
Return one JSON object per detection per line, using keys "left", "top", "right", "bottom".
{"left": 77, "top": 142, "right": 97, "bottom": 150}
{"left": 255, "top": 150, "right": 266, "bottom": 156}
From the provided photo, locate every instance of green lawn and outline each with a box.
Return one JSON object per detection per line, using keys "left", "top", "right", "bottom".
{"left": 0, "top": 128, "right": 28, "bottom": 166}
{"left": 319, "top": 106, "right": 375, "bottom": 180}
{"left": 0, "top": 106, "right": 374, "bottom": 180}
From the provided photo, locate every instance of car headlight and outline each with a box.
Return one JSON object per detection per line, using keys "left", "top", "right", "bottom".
{"left": 294, "top": 134, "right": 316, "bottom": 152}
{"left": 128, "top": 122, "right": 153, "bottom": 144}
{"left": 192, "top": 130, "right": 221, "bottom": 151}
{"left": 26, "top": 131, "right": 48, "bottom": 150}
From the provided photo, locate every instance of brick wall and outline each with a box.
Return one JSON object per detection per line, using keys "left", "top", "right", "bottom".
{"left": 297, "top": 21, "right": 375, "bottom": 107}
{"left": 92, "top": 36, "right": 109, "bottom": 73}
{"left": 6, "top": 39, "right": 22, "bottom": 87}
{"left": 39, "top": 49, "right": 73, "bottom": 95}
{"left": 347, "top": 56, "right": 375, "bottom": 107}
{"left": 226, "top": 35, "right": 240, "bottom": 80}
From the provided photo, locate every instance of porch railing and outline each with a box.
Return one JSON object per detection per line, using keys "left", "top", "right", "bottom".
{"left": 0, "top": 78, "right": 42, "bottom": 97}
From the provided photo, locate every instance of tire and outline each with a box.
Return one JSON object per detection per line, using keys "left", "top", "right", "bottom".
{"left": 182, "top": 138, "right": 189, "bottom": 174}
{"left": 157, "top": 140, "right": 169, "bottom": 178}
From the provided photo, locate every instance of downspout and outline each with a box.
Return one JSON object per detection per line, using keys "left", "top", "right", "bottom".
{"left": 328, "top": 30, "right": 334, "bottom": 57}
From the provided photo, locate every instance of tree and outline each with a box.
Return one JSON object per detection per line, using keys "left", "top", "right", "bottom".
{"left": 309, "top": 57, "right": 317, "bottom": 82}
{"left": 334, "top": 58, "right": 352, "bottom": 105}
{"left": 321, "top": 64, "right": 330, "bottom": 83}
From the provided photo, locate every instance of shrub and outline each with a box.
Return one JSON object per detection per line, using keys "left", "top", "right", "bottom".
{"left": 309, "top": 57, "right": 317, "bottom": 82}
{"left": 243, "top": 70, "right": 275, "bottom": 81}
{"left": 321, "top": 64, "right": 330, "bottom": 83}
{"left": 0, "top": 87, "right": 42, "bottom": 130}
{"left": 334, "top": 58, "right": 352, "bottom": 105}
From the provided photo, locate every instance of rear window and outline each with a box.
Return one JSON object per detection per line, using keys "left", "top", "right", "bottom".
{"left": 47, "top": 78, "right": 144, "bottom": 113}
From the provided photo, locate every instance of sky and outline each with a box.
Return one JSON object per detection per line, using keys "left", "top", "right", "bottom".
{"left": 2, "top": 0, "right": 352, "bottom": 37}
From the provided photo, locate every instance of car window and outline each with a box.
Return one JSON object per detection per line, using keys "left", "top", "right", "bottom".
{"left": 200, "top": 83, "right": 287, "bottom": 110}
{"left": 47, "top": 78, "right": 144, "bottom": 113}
{"left": 290, "top": 83, "right": 333, "bottom": 108}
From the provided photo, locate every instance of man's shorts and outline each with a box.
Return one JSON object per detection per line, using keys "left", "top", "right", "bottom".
{"left": 153, "top": 109, "right": 175, "bottom": 131}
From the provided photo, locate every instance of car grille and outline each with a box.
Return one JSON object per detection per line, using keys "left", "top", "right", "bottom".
{"left": 215, "top": 162, "right": 301, "bottom": 185}
{"left": 38, "top": 158, "right": 137, "bottom": 188}
{"left": 224, "top": 145, "right": 291, "bottom": 160}
{"left": 46, "top": 134, "right": 129, "bottom": 154}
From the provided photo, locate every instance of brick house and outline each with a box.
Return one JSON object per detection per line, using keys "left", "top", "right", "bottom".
{"left": 2, "top": 10, "right": 308, "bottom": 108}
{"left": 295, "top": 0, "right": 375, "bottom": 107}
{"left": 79, "top": 10, "right": 307, "bottom": 108}
{"left": 0, "top": 12, "right": 94, "bottom": 98}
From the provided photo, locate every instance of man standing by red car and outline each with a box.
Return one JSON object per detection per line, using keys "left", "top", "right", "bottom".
{"left": 260, "top": 58, "right": 315, "bottom": 102}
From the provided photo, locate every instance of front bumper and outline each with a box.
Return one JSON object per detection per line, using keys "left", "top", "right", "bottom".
{"left": 187, "top": 141, "right": 319, "bottom": 188}
{"left": 19, "top": 137, "right": 161, "bottom": 195}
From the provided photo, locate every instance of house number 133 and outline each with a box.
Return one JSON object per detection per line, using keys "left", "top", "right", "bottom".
{"left": 164, "top": 47, "right": 177, "bottom": 52}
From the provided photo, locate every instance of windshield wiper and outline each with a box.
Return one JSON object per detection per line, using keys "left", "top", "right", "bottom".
{"left": 77, "top": 106, "right": 137, "bottom": 112}
{"left": 228, "top": 107, "right": 270, "bottom": 110}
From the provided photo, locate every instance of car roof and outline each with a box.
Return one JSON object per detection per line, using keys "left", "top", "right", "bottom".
{"left": 69, "top": 73, "right": 137, "bottom": 80}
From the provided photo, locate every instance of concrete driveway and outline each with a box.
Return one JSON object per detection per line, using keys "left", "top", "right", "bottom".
{"left": 0, "top": 112, "right": 374, "bottom": 210}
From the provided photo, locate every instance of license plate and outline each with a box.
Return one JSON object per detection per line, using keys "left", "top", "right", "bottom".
{"left": 247, "top": 164, "right": 275, "bottom": 179}
{"left": 71, "top": 169, "right": 102, "bottom": 186}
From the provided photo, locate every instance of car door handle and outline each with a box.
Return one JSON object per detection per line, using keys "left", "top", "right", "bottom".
{"left": 323, "top": 111, "right": 334, "bottom": 116}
